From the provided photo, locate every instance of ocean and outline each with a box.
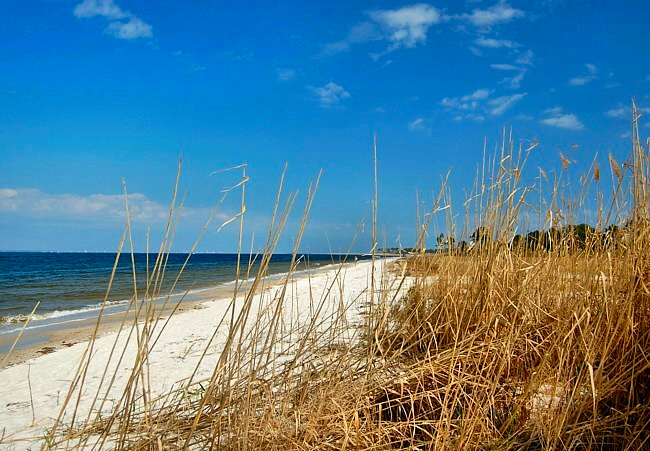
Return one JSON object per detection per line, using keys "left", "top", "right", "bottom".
{"left": 0, "top": 252, "right": 367, "bottom": 343}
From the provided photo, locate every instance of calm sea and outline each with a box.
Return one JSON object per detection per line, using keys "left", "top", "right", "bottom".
{"left": 0, "top": 252, "right": 366, "bottom": 327}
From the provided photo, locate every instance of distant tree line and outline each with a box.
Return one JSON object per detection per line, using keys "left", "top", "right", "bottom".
{"left": 511, "top": 223, "right": 623, "bottom": 252}
{"left": 381, "top": 223, "right": 626, "bottom": 255}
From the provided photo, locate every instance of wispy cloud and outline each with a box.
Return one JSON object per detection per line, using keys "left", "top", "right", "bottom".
{"left": 453, "top": 113, "right": 485, "bottom": 122}
{"left": 488, "top": 93, "right": 527, "bottom": 115}
{"left": 491, "top": 63, "right": 520, "bottom": 71}
{"left": 501, "top": 69, "right": 527, "bottom": 89}
{"left": 323, "top": 2, "right": 525, "bottom": 59}
{"left": 106, "top": 17, "right": 152, "bottom": 40}
{"left": 441, "top": 88, "right": 525, "bottom": 117}
{"left": 74, "top": 0, "right": 126, "bottom": 19}
{"left": 515, "top": 49, "right": 534, "bottom": 66}
{"left": 276, "top": 68, "right": 296, "bottom": 82}
{"left": 568, "top": 63, "right": 597, "bottom": 86}
{"left": 489, "top": 62, "right": 527, "bottom": 88}
{"left": 309, "top": 82, "right": 350, "bottom": 107}
{"left": 540, "top": 107, "right": 584, "bottom": 130}
{"left": 369, "top": 4, "right": 442, "bottom": 50}
{"left": 541, "top": 115, "right": 584, "bottom": 129}
{"left": 441, "top": 88, "right": 492, "bottom": 111}
{"left": 0, "top": 188, "right": 169, "bottom": 223}
{"left": 0, "top": 188, "right": 233, "bottom": 228}
{"left": 408, "top": 117, "right": 432, "bottom": 133}
{"left": 604, "top": 104, "right": 650, "bottom": 119}
{"left": 544, "top": 106, "right": 563, "bottom": 115}
{"left": 459, "top": 1, "right": 525, "bottom": 28}
{"left": 322, "top": 4, "right": 442, "bottom": 57}
{"left": 605, "top": 106, "right": 627, "bottom": 119}
{"left": 73, "top": 0, "right": 152, "bottom": 40}
{"left": 474, "top": 36, "right": 518, "bottom": 48}
{"left": 321, "top": 22, "right": 381, "bottom": 56}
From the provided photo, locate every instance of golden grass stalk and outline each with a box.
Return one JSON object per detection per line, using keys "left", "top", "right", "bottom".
{"left": 28, "top": 103, "right": 650, "bottom": 450}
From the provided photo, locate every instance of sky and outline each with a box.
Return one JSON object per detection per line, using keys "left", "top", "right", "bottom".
{"left": 0, "top": 0, "right": 649, "bottom": 253}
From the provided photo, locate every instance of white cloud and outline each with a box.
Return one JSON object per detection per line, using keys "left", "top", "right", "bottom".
{"left": 465, "top": 88, "right": 492, "bottom": 101}
{"left": 408, "top": 118, "right": 424, "bottom": 130}
{"left": 605, "top": 106, "right": 627, "bottom": 119}
{"left": 73, "top": 0, "right": 152, "bottom": 40}
{"left": 370, "top": 4, "right": 442, "bottom": 49}
{"left": 541, "top": 115, "right": 584, "bottom": 130}
{"left": 568, "top": 76, "right": 591, "bottom": 86}
{"left": 515, "top": 49, "right": 534, "bottom": 65}
{"left": 540, "top": 107, "right": 584, "bottom": 130}
{"left": 474, "top": 36, "right": 517, "bottom": 48}
{"left": 568, "top": 63, "right": 597, "bottom": 86}
{"left": 605, "top": 104, "right": 650, "bottom": 119}
{"left": 0, "top": 188, "right": 169, "bottom": 222}
{"left": 491, "top": 63, "right": 520, "bottom": 71}
{"left": 408, "top": 117, "right": 431, "bottom": 132}
{"left": 441, "top": 88, "right": 493, "bottom": 111}
{"left": 309, "top": 82, "right": 350, "bottom": 107}
{"left": 324, "top": 4, "right": 442, "bottom": 57}
{"left": 321, "top": 22, "right": 381, "bottom": 56}
{"left": 544, "top": 106, "right": 563, "bottom": 115}
{"left": 488, "top": 93, "right": 526, "bottom": 115}
{"left": 442, "top": 88, "right": 524, "bottom": 117}
{"left": 73, "top": 0, "right": 126, "bottom": 19}
{"left": 501, "top": 69, "right": 526, "bottom": 89}
{"left": 453, "top": 113, "right": 485, "bottom": 122}
{"left": 106, "top": 17, "right": 152, "bottom": 39}
{"left": 324, "top": 2, "right": 525, "bottom": 59}
{"left": 460, "top": 1, "right": 524, "bottom": 28}
{"left": 276, "top": 68, "right": 296, "bottom": 81}
{"left": 490, "top": 62, "right": 527, "bottom": 88}
{"left": 0, "top": 188, "right": 231, "bottom": 227}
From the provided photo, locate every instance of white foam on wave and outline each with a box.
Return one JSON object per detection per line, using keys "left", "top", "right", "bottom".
{"left": 0, "top": 258, "right": 361, "bottom": 335}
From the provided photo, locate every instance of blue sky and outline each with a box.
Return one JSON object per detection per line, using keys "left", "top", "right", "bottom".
{"left": 0, "top": 0, "right": 648, "bottom": 252}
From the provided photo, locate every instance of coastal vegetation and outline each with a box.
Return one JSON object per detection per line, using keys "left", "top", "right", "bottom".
{"left": 8, "top": 104, "right": 647, "bottom": 449}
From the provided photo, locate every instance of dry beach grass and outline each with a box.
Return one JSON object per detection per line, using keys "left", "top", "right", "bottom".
{"left": 1, "top": 104, "right": 649, "bottom": 449}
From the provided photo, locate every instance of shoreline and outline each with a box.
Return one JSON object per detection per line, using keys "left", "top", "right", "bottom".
{"left": 0, "top": 258, "right": 365, "bottom": 368}
{"left": 0, "top": 258, "right": 403, "bottom": 447}
{"left": 0, "top": 285, "right": 233, "bottom": 369}
{"left": 0, "top": 252, "right": 363, "bottom": 330}
{"left": 0, "top": 258, "right": 365, "bottom": 370}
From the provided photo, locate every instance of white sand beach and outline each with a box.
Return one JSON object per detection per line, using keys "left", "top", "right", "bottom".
{"left": 0, "top": 258, "right": 406, "bottom": 449}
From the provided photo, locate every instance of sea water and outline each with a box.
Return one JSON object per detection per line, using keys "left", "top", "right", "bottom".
{"left": 0, "top": 252, "right": 367, "bottom": 348}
